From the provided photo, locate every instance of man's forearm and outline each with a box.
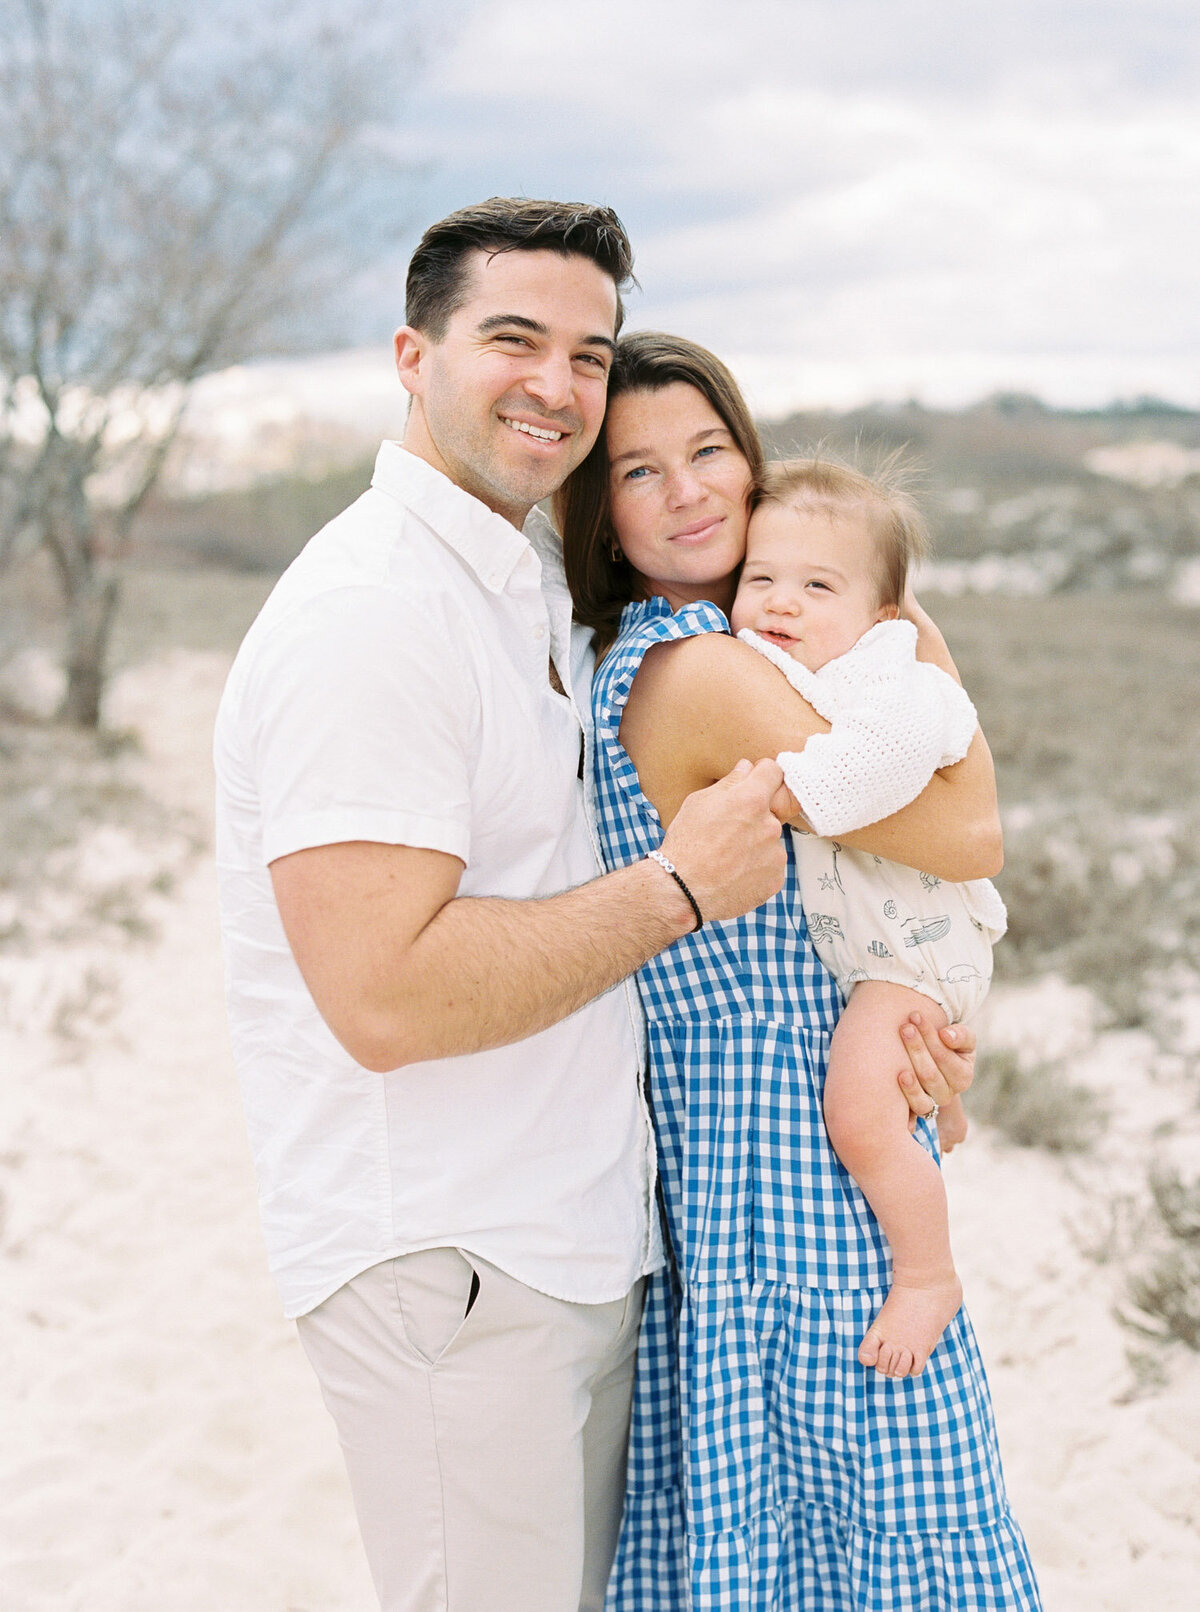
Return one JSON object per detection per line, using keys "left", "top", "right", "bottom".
{"left": 273, "top": 761, "right": 788, "bottom": 1072}
{"left": 346, "top": 857, "right": 694, "bottom": 1071}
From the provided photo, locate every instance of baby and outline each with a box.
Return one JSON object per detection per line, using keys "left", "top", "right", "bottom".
{"left": 730, "top": 458, "right": 1007, "bottom": 1380}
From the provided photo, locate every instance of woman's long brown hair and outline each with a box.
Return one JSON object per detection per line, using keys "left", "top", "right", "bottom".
{"left": 555, "top": 331, "right": 765, "bottom": 658}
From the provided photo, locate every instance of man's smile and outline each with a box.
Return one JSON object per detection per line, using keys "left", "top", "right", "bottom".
{"left": 500, "top": 413, "right": 569, "bottom": 443}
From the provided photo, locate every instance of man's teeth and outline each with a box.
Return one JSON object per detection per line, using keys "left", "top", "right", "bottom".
{"left": 503, "top": 417, "right": 563, "bottom": 441}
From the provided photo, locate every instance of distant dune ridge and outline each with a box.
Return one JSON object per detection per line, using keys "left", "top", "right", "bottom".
{"left": 136, "top": 350, "right": 1200, "bottom": 606}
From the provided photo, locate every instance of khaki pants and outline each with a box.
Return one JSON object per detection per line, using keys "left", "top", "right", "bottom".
{"left": 296, "top": 1250, "right": 644, "bottom": 1612}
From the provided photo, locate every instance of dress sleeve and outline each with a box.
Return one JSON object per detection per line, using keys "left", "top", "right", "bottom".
{"left": 244, "top": 584, "right": 477, "bottom": 866}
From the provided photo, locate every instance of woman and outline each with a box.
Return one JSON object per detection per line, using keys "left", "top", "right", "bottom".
{"left": 557, "top": 334, "right": 1041, "bottom": 1610}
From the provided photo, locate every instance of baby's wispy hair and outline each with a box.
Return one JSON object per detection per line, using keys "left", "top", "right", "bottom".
{"left": 755, "top": 448, "right": 930, "bottom": 611}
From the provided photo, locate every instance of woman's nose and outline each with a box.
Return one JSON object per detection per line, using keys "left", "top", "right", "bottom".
{"left": 664, "top": 464, "right": 705, "bottom": 506}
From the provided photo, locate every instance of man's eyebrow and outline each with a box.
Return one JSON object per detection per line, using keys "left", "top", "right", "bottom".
{"left": 610, "top": 426, "right": 730, "bottom": 468}
{"left": 476, "top": 313, "right": 617, "bottom": 355}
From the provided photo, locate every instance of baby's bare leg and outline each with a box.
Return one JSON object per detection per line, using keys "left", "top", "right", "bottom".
{"left": 824, "top": 981, "right": 962, "bottom": 1378}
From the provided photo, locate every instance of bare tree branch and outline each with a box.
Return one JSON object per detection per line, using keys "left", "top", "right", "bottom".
{"left": 0, "top": 0, "right": 425, "bottom": 724}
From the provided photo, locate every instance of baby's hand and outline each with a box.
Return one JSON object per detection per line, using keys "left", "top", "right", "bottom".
{"left": 937, "top": 1096, "right": 968, "bottom": 1154}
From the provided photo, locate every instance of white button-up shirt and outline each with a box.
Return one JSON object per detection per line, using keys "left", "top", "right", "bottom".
{"left": 214, "top": 443, "right": 660, "bottom": 1319}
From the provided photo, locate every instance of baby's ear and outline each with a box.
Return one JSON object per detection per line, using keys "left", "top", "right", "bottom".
{"left": 875, "top": 600, "right": 900, "bottom": 623}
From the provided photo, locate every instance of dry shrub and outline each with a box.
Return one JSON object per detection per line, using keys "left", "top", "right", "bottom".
{"left": 967, "top": 1047, "right": 1107, "bottom": 1153}
{"left": 995, "top": 807, "right": 1200, "bottom": 1031}
{"left": 1121, "top": 1167, "right": 1200, "bottom": 1351}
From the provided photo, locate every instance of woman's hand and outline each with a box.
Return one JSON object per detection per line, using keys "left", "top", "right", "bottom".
{"left": 935, "top": 1094, "right": 969, "bottom": 1154}
{"left": 896, "top": 1011, "right": 976, "bottom": 1131}
{"left": 902, "top": 585, "right": 963, "bottom": 686}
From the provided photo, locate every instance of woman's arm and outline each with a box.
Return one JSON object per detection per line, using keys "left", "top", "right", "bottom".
{"left": 620, "top": 632, "right": 1001, "bottom": 882}
{"left": 904, "top": 588, "right": 961, "bottom": 682}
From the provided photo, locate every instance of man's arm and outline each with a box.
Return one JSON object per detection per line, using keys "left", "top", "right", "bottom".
{"left": 271, "top": 759, "right": 788, "bottom": 1072}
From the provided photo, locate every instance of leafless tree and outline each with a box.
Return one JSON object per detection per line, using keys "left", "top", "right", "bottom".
{"left": 0, "top": 0, "right": 424, "bottom": 725}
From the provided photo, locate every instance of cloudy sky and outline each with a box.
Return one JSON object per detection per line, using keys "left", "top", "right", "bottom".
{"left": 357, "top": 0, "right": 1200, "bottom": 415}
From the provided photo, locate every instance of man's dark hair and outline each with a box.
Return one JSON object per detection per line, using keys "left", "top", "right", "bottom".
{"left": 405, "top": 197, "right": 636, "bottom": 339}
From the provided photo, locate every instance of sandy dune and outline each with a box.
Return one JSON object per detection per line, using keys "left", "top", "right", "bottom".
{"left": 2, "top": 650, "right": 1198, "bottom": 1610}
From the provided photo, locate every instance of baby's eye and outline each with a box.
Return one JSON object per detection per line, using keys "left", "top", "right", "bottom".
{"left": 806, "top": 580, "right": 831, "bottom": 591}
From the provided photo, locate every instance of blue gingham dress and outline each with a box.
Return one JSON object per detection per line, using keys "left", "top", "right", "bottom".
{"left": 593, "top": 598, "right": 1041, "bottom": 1612}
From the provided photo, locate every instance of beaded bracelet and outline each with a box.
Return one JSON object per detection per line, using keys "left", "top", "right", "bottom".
{"left": 646, "top": 849, "right": 704, "bottom": 932}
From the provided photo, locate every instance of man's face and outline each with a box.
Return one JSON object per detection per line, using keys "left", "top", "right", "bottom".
{"left": 396, "top": 248, "right": 618, "bottom": 525}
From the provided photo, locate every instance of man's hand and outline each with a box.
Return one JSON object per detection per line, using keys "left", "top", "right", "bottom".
{"left": 659, "top": 758, "right": 787, "bottom": 923}
{"left": 896, "top": 1011, "right": 976, "bottom": 1130}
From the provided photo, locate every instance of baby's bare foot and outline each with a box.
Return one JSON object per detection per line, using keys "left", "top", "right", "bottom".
{"left": 858, "top": 1273, "right": 963, "bottom": 1379}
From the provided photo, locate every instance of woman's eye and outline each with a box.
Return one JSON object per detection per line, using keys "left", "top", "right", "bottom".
{"left": 695, "top": 444, "right": 723, "bottom": 460}
{"left": 624, "top": 465, "right": 652, "bottom": 481}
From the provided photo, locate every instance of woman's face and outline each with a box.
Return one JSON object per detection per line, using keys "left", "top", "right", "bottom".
{"left": 606, "top": 382, "right": 752, "bottom": 612}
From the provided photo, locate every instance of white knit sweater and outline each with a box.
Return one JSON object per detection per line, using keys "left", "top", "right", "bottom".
{"left": 737, "top": 619, "right": 979, "bottom": 838}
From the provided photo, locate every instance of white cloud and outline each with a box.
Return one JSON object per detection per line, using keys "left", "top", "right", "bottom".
{"left": 385, "top": 0, "right": 1200, "bottom": 408}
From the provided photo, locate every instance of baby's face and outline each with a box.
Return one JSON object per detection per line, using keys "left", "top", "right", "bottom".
{"left": 730, "top": 500, "right": 891, "bottom": 672}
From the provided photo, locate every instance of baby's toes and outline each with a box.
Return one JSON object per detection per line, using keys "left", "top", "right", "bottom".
{"left": 858, "top": 1328, "right": 883, "bottom": 1368}
{"left": 875, "top": 1341, "right": 904, "bottom": 1378}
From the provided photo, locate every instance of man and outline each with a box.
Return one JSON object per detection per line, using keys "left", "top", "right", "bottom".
{"left": 214, "top": 198, "right": 971, "bottom": 1612}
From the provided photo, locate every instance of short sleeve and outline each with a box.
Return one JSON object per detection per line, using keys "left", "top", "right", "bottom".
{"left": 244, "top": 585, "right": 477, "bottom": 866}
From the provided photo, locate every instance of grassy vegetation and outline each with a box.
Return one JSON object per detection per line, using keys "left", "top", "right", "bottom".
{"left": 1122, "top": 1168, "right": 1200, "bottom": 1351}
{"left": 929, "top": 592, "right": 1200, "bottom": 1032}
{"left": 111, "top": 565, "right": 277, "bottom": 667}
{"left": 0, "top": 551, "right": 277, "bottom": 679}
{"left": 134, "top": 455, "right": 376, "bottom": 574}
{"left": 966, "top": 1049, "right": 1108, "bottom": 1153}
{"left": 929, "top": 592, "right": 1200, "bottom": 812}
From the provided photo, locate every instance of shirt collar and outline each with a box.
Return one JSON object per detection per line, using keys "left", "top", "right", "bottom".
{"left": 371, "top": 440, "right": 533, "bottom": 594}
{"left": 524, "top": 502, "right": 568, "bottom": 598}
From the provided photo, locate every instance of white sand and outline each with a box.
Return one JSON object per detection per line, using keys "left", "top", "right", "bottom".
{"left": 1, "top": 654, "right": 374, "bottom": 1612}
{"left": 2, "top": 650, "right": 1199, "bottom": 1610}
